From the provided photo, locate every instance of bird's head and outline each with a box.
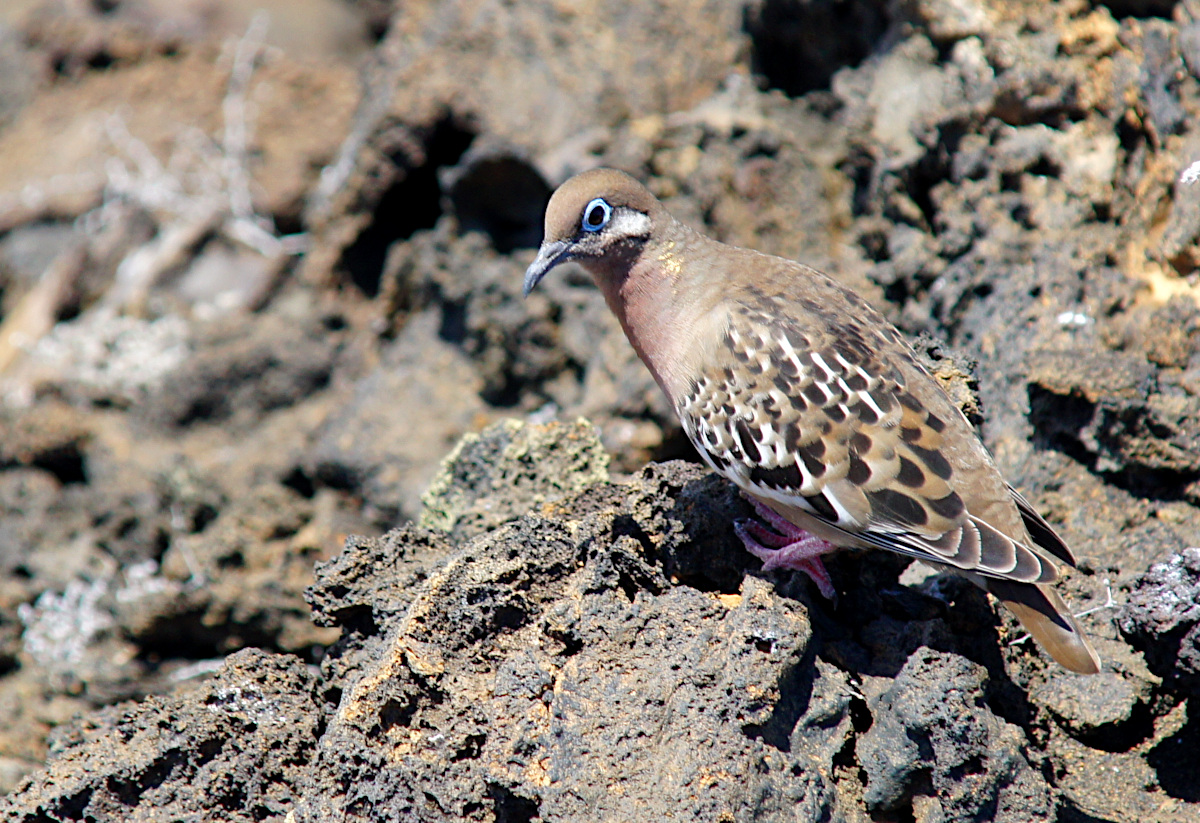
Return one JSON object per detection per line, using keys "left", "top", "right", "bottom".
{"left": 523, "top": 168, "right": 662, "bottom": 297}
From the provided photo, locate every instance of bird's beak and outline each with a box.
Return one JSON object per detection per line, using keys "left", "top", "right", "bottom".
{"left": 523, "top": 239, "right": 571, "bottom": 297}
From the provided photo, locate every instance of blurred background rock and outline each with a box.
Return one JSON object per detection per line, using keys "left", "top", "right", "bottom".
{"left": 0, "top": 0, "right": 1198, "bottom": 820}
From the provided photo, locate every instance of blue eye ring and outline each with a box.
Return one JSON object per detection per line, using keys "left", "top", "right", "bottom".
{"left": 581, "top": 198, "right": 612, "bottom": 232}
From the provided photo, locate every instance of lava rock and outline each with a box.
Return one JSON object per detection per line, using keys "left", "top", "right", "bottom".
{"left": 858, "top": 647, "right": 1053, "bottom": 822}
{"left": 1119, "top": 548, "right": 1200, "bottom": 697}
{"left": 2, "top": 649, "right": 322, "bottom": 822}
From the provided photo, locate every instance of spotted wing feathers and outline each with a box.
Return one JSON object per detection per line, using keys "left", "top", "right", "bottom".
{"left": 677, "top": 306, "right": 1062, "bottom": 585}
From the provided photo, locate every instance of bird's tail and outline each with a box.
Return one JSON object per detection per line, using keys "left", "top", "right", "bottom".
{"left": 986, "top": 578, "right": 1101, "bottom": 674}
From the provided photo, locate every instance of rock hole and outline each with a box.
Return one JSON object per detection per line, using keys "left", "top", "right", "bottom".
{"left": 150, "top": 532, "right": 169, "bottom": 563}
{"left": 190, "top": 502, "right": 219, "bottom": 533}
{"left": 491, "top": 603, "right": 528, "bottom": 632}
{"left": 859, "top": 230, "right": 890, "bottom": 263}
{"left": 52, "top": 789, "right": 94, "bottom": 820}
{"left": 362, "top": 7, "right": 393, "bottom": 43}
{"left": 217, "top": 550, "right": 245, "bottom": 569}
{"left": 617, "top": 570, "right": 640, "bottom": 604}
{"left": 1095, "top": 0, "right": 1178, "bottom": 19}
{"left": 487, "top": 783, "right": 541, "bottom": 823}
{"left": 32, "top": 444, "right": 88, "bottom": 485}
{"left": 331, "top": 605, "right": 378, "bottom": 640}
{"left": 1012, "top": 202, "right": 1035, "bottom": 229}
{"left": 444, "top": 154, "right": 552, "bottom": 253}
{"left": 883, "top": 279, "right": 909, "bottom": 306}
{"left": 217, "top": 784, "right": 247, "bottom": 812}
{"left": 280, "top": 466, "right": 317, "bottom": 499}
{"left": 86, "top": 50, "right": 115, "bottom": 71}
{"left": 1027, "top": 383, "right": 1099, "bottom": 475}
{"left": 312, "top": 460, "right": 361, "bottom": 493}
{"left": 340, "top": 116, "right": 476, "bottom": 297}
{"left": 959, "top": 754, "right": 985, "bottom": 776}
{"left": 839, "top": 145, "right": 876, "bottom": 217}
{"left": 322, "top": 685, "right": 343, "bottom": 707}
{"left": 1147, "top": 707, "right": 1200, "bottom": 802}
{"left": 438, "top": 299, "right": 468, "bottom": 345}
{"left": 127, "top": 746, "right": 194, "bottom": 798}
{"left": 905, "top": 126, "right": 961, "bottom": 227}
{"left": 0, "top": 649, "right": 15, "bottom": 678}
{"left": 380, "top": 697, "right": 419, "bottom": 733}
{"left": 1026, "top": 156, "right": 1062, "bottom": 179}
{"left": 743, "top": 0, "right": 892, "bottom": 96}
{"left": 999, "top": 171, "right": 1023, "bottom": 192}
{"left": 544, "top": 623, "right": 583, "bottom": 658}
{"left": 452, "top": 733, "right": 487, "bottom": 762}
{"left": 315, "top": 311, "right": 344, "bottom": 334}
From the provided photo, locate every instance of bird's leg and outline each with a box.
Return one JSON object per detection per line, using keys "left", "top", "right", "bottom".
{"left": 734, "top": 497, "right": 838, "bottom": 600}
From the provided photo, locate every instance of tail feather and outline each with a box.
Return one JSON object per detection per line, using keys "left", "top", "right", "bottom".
{"left": 986, "top": 578, "right": 1101, "bottom": 674}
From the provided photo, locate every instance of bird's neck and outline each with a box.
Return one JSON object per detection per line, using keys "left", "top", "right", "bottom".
{"left": 590, "top": 231, "right": 722, "bottom": 403}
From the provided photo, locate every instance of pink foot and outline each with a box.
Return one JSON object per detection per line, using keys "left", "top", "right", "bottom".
{"left": 735, "top": 497, "right": 838, "bottom": 600}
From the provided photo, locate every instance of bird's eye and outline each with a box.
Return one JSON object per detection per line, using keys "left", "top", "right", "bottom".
{"left": 581, "top": 198, "right": 612, "bottom": 232}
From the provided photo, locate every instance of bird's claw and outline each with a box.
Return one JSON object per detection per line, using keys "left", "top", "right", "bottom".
{"left": 734, "top": 509, "right": 838, "bottom": 601}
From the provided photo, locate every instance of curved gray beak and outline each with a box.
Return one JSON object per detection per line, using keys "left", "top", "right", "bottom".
{"left": 523, "top": 240, "right": 571, "bottom": 297}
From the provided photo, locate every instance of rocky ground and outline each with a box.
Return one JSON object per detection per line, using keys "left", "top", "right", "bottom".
{"left": 0, "top": 0, "right": 1199, "bottom": 820}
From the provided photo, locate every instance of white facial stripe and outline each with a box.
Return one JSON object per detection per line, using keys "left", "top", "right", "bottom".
{"left": 610, "top": 209, "right": 651, "bottom": 238}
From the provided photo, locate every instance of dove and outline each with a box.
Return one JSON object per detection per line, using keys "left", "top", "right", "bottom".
{"left": 523, "top": 168, "right": 1100, "bottom": 674}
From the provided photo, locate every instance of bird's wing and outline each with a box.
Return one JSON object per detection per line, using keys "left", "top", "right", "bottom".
{"left": 1006, "top": 483, "right": 1077, "bottom": 566}
{"left": 677, "top": 300, "right": 1060, "bottom": 585}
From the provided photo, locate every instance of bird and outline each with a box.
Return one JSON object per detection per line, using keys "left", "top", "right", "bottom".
{"left": 522, "top": 167, "right": 1101, "bottom": 674}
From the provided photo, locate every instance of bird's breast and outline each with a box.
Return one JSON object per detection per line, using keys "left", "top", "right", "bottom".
{"left": 617, "top": 271, "right": 728, "bottom": 405}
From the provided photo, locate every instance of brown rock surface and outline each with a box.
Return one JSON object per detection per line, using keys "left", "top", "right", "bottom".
{"left": 0, "top": 0, "right": 1199, "bottom": 820}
